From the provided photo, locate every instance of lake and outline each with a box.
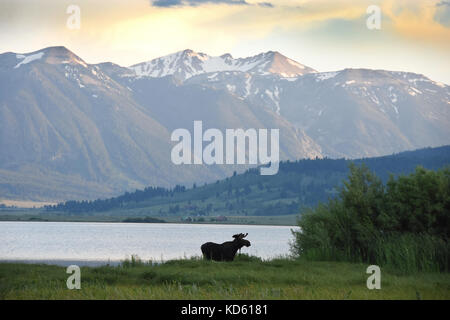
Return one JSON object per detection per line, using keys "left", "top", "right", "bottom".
{"left": 0, "top": 221, "right": 298, "bottom": 266}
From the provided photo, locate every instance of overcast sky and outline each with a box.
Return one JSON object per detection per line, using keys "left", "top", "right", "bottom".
{"left": 1, "top": 0, "right": 449, "bottom": 83}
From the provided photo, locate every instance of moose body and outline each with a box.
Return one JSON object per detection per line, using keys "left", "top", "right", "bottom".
{"left": 201, "top": 233, "right": 250, "bottom": 261}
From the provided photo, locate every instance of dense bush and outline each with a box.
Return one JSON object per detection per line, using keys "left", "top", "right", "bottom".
{"left": 291, "top": 163, "right": 450, "bottom": 273}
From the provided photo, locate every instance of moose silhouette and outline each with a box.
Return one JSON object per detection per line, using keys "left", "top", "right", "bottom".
{"left": 201, "top": 233, "right": 251, "bottom": 261}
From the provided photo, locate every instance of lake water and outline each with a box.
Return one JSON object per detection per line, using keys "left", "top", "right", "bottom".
{"left": 0, "top": 221, "right": 298, "bottom": 266}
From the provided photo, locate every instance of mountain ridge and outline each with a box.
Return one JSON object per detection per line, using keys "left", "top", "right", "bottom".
{"left": 128, "top": 49, "right": 317, "bottom": 81}
{"left": 0, "top": 46, "right": 448, "bottom": 201}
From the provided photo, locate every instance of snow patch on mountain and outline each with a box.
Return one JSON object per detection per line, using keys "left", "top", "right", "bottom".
{"left": 408, "top": 87, "right": 423, "bottom": 96}
{"left": 244, "top": 75, "right": 252, "bottom": 98}
{"left": 265, "top": 88, "right": 281, "bottom": 114}
{"left": 207, "top": 72, "right": 219, "bottom": 81}
{"left": 14, "top": 52, "right": 45, "bottom": 69}
{"left": 314, "top": 71, "right": 339, "bottom": 81}
{"left": 226, "top": 84, "right": 236, "bottom": 93}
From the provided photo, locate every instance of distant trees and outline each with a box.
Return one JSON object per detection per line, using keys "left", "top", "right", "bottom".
{"left": 46, "top": 185, "right": 186, "bottom": 213}
{"left": 122, "top": 217, "right": 165, "bottom": 223}
{"left": 169, "top": 205, "right": 180, "bottom": 214}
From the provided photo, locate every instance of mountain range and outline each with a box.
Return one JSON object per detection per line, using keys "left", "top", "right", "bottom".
{"left": 0, "top": 46, "right": 449, "bottom": 201}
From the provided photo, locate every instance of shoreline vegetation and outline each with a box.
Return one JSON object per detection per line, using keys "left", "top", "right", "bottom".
{"left": 0, "top": 255, "right": 449, "bottom": 300}
{"left": 292, "top": 164, "right": 449, "bottom": 274}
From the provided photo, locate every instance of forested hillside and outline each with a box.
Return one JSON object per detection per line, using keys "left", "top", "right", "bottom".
{"left": 46, "top": 146, "right": 450, "bottom": 217}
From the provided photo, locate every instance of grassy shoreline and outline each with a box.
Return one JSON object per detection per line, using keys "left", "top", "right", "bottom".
{"left": 1, "top": 256, "right": 449, "bottom": 300}
{"left": 0, "top": 213, "right": 299, "bottom": 226}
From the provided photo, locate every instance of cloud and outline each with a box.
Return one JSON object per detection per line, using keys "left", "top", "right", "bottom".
{"left": 436, "top": 0, "right": 450, "bottom": 6}
{"left": 435, "top": 0, "right": 450, "bottom": 27}
{"left": 150, "top": 0, "right": 250, "bottom": 8}
{"left": 257, "top": 2, "right": 274, "bottom": 8}
{"left": 151, "top": 0, "right": 183, "bottom": 7}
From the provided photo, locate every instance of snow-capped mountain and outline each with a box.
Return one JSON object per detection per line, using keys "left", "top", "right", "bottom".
{"left": 187, "top": 67, "right": 449, "bottom": 157}
{"left": 129, "top": 49, "right": 316, "bottom": 81}
{"left": 0, "top": 46, "right": 448, "bottom": 201}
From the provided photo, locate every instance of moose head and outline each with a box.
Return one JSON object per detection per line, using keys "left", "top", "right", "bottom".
{"left": 201, "top": 233, "right": 251, "bottom": 261}
{"left": 232, "top": 233, "right": 251, "bottom": 247}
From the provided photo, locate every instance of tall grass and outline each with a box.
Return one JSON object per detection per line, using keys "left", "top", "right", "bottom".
{"left": 295, "top": 233, "right": 449, "bottom": 274}
{"left": 370, "top": 234, "right": 449, "bottom": 274}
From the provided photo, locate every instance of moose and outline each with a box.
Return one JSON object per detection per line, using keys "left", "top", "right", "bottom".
{"left": 201, "top": 233, "right": 251, "bottom": 261}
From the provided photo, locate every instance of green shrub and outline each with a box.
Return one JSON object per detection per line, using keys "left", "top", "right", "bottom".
{"left": 121, "top": 254, "right": 146, "bottom": 268}
{"left": 291, "top": 164, "right": 450, "bottom": 274}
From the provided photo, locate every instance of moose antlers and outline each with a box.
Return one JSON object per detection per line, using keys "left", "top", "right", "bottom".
{"left": 232, "top": 233, "right": 248, "bottom": 239}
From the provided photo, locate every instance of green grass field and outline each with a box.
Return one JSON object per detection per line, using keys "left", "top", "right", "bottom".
{"left": 1, "top": 255, "right": 449, "bottom": 300}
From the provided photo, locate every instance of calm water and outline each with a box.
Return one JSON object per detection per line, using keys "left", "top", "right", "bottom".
{"left": 0, "top": 222, "right": 298, "bottom": 266}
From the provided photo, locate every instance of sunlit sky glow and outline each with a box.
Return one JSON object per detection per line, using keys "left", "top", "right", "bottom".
{"left": 1, "top": 0, "right": 449, "bottom": 83}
